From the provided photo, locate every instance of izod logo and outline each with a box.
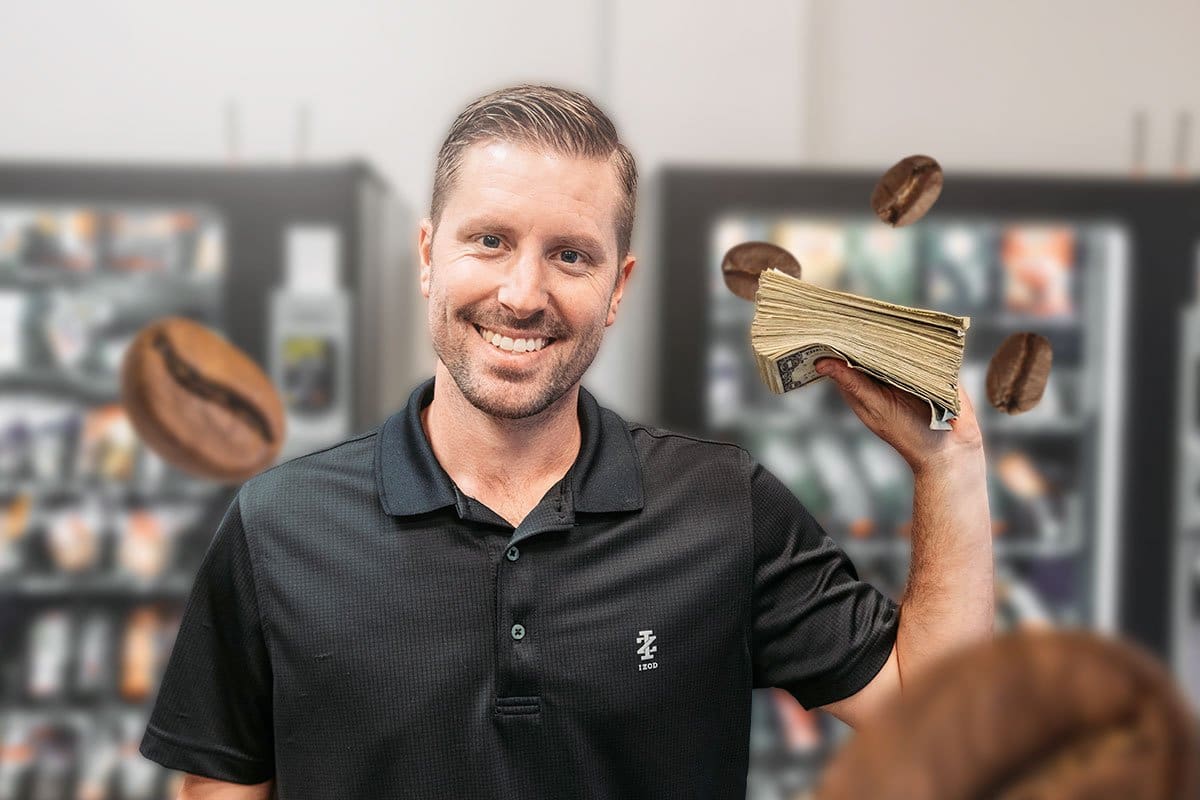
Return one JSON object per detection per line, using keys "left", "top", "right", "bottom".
{"left": 636, "top": 629, "right": 658, "bottom": 671}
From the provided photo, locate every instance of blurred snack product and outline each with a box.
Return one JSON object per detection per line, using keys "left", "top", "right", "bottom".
{"left": 770, "top": 219, "right": 847, "bottom": 290}
{"left": 27, "top": 720, "right": 78, "bottom": 800}
{"left": 843, "top": 224, "right": 918, "bottom": 305}
{"left": 923, "top": 224, "right": 996, "bottom": 315}
{"left": 749, "top": 688, "right": 781, "bottom": 756}
{"left": 44, "top": 501, "right": 103, "bottom": 574}
{"left": 76, "top": 404, "right": 139, "bottom": 482}
{"left": 707, "top": 340, "right": 745, "bottom": 428}
{"left": 996, "top": 449, "right": 1066, "bottom": 544}
{"left": 107, "top": 210, "right": 190, "bottom": 274}
{"left": 117, "top": 508, "right": 172, "bottom": 581}
{"left": 0, "top": 714, "right": 34, "bottom": 800}
{"left": 119, "top": 606, "right": 161, "bottom": 703}
{"left": 771, "top": 688, "right": 824, "bottom": 754}
{"left": 18, "top": 209, "right": 98, "bottom": 272}
{"left": 808, "top": 434, "right": 875, "bottom": 539}
{"left": 116, "top": 710, "right": 160, "bottom": 800}
{"left": 74, "top": 734, "right": 119, "bottom": 800}
{"left": 26, "top": 401, "right": 78, "bottom": 482}
{"left": 0, "top": 290, "right": 24, "bottom": 370}
{"left": 995, "top": 566, "right": 1055, "bottom": 630}
{"left": 26, "top": 609, "right": 72, "bottom": 700}
{"left": 999, "top": 224, "right": 1076, "bottom": 318}
{"left": 850, "top": 434, "right": 912, "bottom": 536}
{"left": 41, "top": 289, "right": 115, "bottom": 371}
{"left": 75, "top": 610, "right": 115, "bottom": 699}
{"left": 0, "top": 409, "right": 32, "bottom": 481}
{"left": 0, "top": 490, "right": 33, "bottom": 575}
{"left": 756, "top": 436, "right": 832, "bottom": 522}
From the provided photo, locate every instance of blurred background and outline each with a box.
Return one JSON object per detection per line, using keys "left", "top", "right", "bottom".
{"left": 0, "top": 1, "right": 1197, "bottom": 798}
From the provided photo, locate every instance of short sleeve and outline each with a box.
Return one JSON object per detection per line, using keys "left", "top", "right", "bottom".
{"left": 139, "top": 490, "right": 275, "bottom": 783}
{"left": 748, "top": 451, "right": 900, "bottom": 710}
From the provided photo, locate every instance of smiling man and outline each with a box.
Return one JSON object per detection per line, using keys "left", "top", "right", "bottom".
{"left": 139, "top": 85, "right": 994, "bottom": 800}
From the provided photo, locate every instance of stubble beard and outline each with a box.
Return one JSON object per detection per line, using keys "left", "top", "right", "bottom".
{"left": 427, "top": 272, "right": 608, "bottom": 421}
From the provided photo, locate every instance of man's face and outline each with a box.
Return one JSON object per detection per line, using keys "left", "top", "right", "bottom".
{"left": 418, "top": 140, "right": 635, "bottom": 420}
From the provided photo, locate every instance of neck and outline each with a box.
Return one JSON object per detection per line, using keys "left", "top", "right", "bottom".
{"left": 420, "top": 362, "right": 583, "bottom": 497}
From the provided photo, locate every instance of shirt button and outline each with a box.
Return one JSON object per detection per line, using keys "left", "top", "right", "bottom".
{"left": 506, "top": 546, "right": 520, "bottom": 561}
{"left": 510, "top": 624, "right": 525, "bottom": 640}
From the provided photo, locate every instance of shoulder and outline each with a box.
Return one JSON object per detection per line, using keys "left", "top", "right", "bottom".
{"left": 621, "top": 415, "right": 750, "bottom": 480}
{"left": 237, "top": 426, "right": 381, "bottom": 519}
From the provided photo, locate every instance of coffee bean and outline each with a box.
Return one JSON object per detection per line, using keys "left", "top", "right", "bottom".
{"left": 817, "top": 630, "right": 1200, "bottom": 800}
{"left": 120, "top": 316, "right": 286, "bottom": 483}
{"left": 871, "top": 155, "right": 944, "bottom": 227}
{"left": 986, "top": 332, "right": 1053, "bottom": 414}
{"left": 720, "top": 241, "right": 803, "bottom": 301}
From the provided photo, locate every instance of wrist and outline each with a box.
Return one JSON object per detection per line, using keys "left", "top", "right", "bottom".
{"left": 910, "top": 443, "right": 986, "bottom": 481}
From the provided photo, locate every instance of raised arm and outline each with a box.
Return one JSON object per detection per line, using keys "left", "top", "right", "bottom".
{"left": 178, "top": 774, "right": 275, "bottom": 800}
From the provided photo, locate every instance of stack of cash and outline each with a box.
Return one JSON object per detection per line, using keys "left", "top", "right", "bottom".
{"left": 750, "top": 267, "right": 971, "bottom": 430}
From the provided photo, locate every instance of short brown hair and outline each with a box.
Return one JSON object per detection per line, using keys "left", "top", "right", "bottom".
{"left": 430, "top": 84, "right": 638, "bottom": 261}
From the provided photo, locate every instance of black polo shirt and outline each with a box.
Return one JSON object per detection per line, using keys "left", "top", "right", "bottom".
{"left": 139, "top": 374, "right": 899, "bottom": 799}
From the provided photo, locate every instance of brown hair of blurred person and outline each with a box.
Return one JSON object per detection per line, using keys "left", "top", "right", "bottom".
{"left": 429, "top": 84, "right": 638, "bottom": 262}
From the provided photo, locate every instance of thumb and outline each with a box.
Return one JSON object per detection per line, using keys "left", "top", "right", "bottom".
{"left": 817, "top": 358, "right": 863, "bottom": 398}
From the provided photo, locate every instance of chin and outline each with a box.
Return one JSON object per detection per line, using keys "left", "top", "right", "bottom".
{"left": 464, "top": 381, "right": 557, "bottom": 420}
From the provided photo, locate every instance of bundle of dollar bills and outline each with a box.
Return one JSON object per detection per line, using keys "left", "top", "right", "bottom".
{"left": 750, "top": 267, "right": 971, "bottom": 430}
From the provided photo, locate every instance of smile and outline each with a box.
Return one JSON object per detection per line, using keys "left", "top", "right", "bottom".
{"left": 474, "top": 324, "right": 555, "bottom": 354}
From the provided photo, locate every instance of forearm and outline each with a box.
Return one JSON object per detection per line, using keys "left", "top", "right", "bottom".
{"left": 896, "top": 446, "right": 995, "bottom": 688}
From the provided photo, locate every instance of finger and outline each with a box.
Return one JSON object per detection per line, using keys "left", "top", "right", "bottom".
{"left": 824, "top": 360, "right": 888, "bottom": 409}
{"left": 819, "top": 360, "right": 866, "bottom": 400}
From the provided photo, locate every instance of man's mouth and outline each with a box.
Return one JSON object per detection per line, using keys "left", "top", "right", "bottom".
{"left": 473, "top": 324, "right": 556, "bottom": 355}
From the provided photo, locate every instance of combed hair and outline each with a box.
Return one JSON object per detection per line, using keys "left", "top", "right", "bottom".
{"left": 430, "top": 84, "right": 638, "bottom": 261}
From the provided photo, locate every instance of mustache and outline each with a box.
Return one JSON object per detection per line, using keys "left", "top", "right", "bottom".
{"left": 464, "top": 312, "right": 563, "bottom": 338}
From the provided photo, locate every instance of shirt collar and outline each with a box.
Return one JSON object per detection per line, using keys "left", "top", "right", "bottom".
{"left": 375, "top": 375, "right": 644, "bottom": 518}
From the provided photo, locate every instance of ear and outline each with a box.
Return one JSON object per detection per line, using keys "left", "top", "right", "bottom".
{"left": 605, "top": 253, "right": 636, "bottom": 327}
{"left": 417, "top": 217, "right": 434, "bottom": 299}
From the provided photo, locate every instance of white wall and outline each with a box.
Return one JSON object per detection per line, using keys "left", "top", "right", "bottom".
{"left": 0, "top": 0, "right": 1193, "bottom": 421}
{"left": 802, "top": 0, "right": 1200, "bottom": 175}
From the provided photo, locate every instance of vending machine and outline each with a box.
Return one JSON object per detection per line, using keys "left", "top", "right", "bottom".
{"left": 0, "top": 160, "right": 410, "bottom": 798}
{"left": 658, "top": 166, "right": 1200, "bottom": 794}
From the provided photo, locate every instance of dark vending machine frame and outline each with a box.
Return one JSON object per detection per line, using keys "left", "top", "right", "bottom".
{"left": 0, "top": 159, "right": 403, "bottom": 433}
{"left": 658, "top": 166, "right": 1200, "bottom": 660}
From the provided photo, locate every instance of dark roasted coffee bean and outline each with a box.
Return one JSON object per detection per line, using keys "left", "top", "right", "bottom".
{"left": 120, "top": 316, "right": 285, "bottom": 483}
{"left": 871, "top": 155, "right": 944, "bottom": 227}
{"left": 986, "top": 332, "right": 1053, "bottom": 414}
{"left": 817, "top": 630, "right": 1200, "bottom": 800}
{"left": 720, "top": 241, "right": 803, "bottom": 301}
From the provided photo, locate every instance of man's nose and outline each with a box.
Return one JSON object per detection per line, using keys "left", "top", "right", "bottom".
{"left": 496, "top": 247, "right": 550, "bottom": 319}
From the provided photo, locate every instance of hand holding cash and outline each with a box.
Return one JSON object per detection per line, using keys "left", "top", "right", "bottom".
{"left": 815, "top": 356, "right": 984, "bottom": 477}
{"left": 720, "top": 238, "right": 983, "bottom": 471}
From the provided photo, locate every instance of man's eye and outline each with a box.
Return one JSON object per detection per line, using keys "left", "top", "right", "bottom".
{"left": 560, "top": 249, "right": 582, "bottom": 264}
{"left": 481, "top": 234, "right": 501, "bottom": 248}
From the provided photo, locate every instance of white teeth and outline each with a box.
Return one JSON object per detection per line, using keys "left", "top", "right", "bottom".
{"left": 478, "top": 327, "right": 549, "bottom": 353}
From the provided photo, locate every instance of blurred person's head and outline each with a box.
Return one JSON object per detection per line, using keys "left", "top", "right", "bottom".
{"left": 418, "top": 84, "right": 638, "bottom": 421}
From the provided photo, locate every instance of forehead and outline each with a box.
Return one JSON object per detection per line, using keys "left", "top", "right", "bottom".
{"left": 443, "top": 140, "right": 623, "bottom": 249}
